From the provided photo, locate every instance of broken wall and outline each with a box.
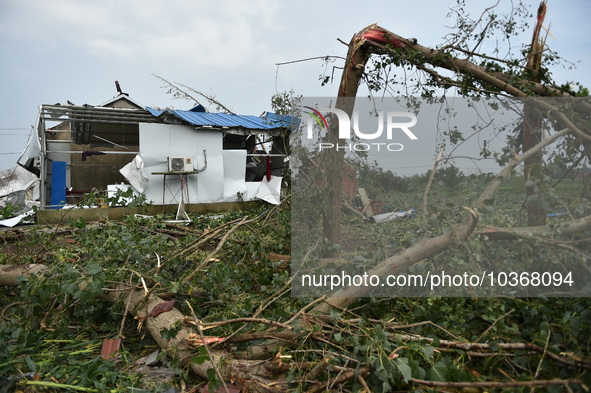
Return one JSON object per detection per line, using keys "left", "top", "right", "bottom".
{"left": 137, "top": 123, "right": 280, "bottom": 205}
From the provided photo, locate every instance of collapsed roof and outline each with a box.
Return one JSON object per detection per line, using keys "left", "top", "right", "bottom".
{"left": 16, "top": 93, "right": 298, "bottom": 210}
{"left": 147, "top": 108, "right": 298, "bottom": 135}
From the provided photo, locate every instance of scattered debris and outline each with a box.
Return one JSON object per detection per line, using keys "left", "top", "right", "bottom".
{"left": 370, "top": 208, "right": 416, "bottom": 224}
{"left": 0, "top": 166, "right": 40, "bottom": 227}
{"left": 144, "top": 350, "right": 161, "bottom": 367}
{"left": 186, "top": 334, "right": 226, "bottom": 348}
{"left": 547, "top": 212, "right": 566, "bottom": 217}
{"left": 201, "top": 382, "right": 241, "bottom": 393}
{"left": 148, "top": 300, "right": 176, "bottom": 318}
{"left": 0, "top": 372, "right": 37, "bottom": 392}
{"left": 356, "top": 188, "right": 373, "bottom": 217}
{"left": 0, "top": 166, "right": 39, "bottom": 199}
{"left": 120, "top": 155, "right": 149, "bottom": 193}
{"left": 0, "top": 208, "right": 35, "bottom": 228}
{"left": 101, "top": 338, "right": 122, "bottom": 360}
{"left": 131, "top": 365, "right": 179, "bottom": 389}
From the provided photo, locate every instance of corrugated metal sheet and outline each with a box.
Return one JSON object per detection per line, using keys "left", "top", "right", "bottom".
{"left": 0, "top": 166, "right": 38, "bottom": 197}
{"left": 146, "top": 107, "right": 297, "bottom": 131}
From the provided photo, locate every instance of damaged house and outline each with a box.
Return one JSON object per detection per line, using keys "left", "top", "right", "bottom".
{"left": 18, "top": 90, "right": 295, "bottom": 215}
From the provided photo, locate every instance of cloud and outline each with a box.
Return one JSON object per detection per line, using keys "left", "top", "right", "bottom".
{"left": 1, "top": 0, "right": 283, "bottom": 68}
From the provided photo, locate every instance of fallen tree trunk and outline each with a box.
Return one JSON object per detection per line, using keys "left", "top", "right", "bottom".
{"left": 321, "top": 22, "right": 591, "bottom": 267}
{"left": 312, "top": 127, "right": 571, "bottom": 313}
{"left": 0, "top": 264, "right": 48, "bottom": 287}
{"left": 0, "top": 264, "right": 284, "bottom": 392}
{"left": 477, "top": 214, "right": 591, "bottom": 240}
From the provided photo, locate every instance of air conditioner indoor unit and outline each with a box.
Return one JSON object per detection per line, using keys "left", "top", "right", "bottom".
{"left": 167, "top": 157, "right": 193, "bottom": 173}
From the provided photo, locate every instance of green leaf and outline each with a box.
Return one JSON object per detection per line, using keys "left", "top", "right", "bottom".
{"left": 431, "top": 336, "right": 441, "bottom": 347}
{"left": 191, "top": 347, "right": 209, "bottom": 365}
{"left": 427, "top": 360, "right": 448, "bottom": 382}
{"left": 374, "top": 325, "right": 388, "bottom": 342}
{"left": 86, "top": 265, "right": 102, "bottom": 275}
{"left": 286, "top": 367, "right": 296, "bottom": 383}
{"left": 24, "top": 356, "right": 37, "bottom": 373}
{"left": 207, "top": 368, "right": 222, "bottom": 393}
{"left": 420, "top": 346, "right": 434, "bottom": 360}
{"left": 394, "top": 357, "right": 413, "bottom": 383}
{"left": 330, "top": 308, "right": 341, "bottom": 322}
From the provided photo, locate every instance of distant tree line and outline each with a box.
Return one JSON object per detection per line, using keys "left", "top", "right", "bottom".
{"left": 355, "top": 161, "right": 475, "bottom": 196}
{"left": 355, "top": 159, "right": 590, "bottom": 199}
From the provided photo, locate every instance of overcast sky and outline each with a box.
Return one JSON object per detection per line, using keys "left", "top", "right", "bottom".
{"left": 0, "top": 0, "right": 589, "bottom": 173}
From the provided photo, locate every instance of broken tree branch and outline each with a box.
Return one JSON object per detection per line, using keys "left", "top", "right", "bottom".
{"left": 182, "top": 216, "right": 250, "bottom": 285}
{"left": 477, "top": 213, "right": 591, "bottom": 240}
{"left": 313, "top": 127, "right": 570, "bottom": 313}
{"left": 186, "top": 300, "right": 230, "bottom": 393}
{"left": 308, "top": 365, "right": 371, "bottom": 393}
{"left": 391, "top": 333, "right": 591, "bottom": 370}
{"left": 409, "top": 377, "right": 583, "bottom": 389}
{"left": 0, "top": 264, "right": 48, "bottom": 287}
{"left": 423, "top": 147, "right": 445, "bottom": 230}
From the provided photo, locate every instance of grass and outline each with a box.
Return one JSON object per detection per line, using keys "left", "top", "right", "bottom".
{"left": 498, "top": 175, "right": 585, "bottom": 192}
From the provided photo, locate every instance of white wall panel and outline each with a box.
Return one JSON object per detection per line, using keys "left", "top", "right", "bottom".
{"left": 222, "top": 150, "right": 247, "bottom": 201}
{"left": 139, "top": 123, "right": 223, "bottom": 205}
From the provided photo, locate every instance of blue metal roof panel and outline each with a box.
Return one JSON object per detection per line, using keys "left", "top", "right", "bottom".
{"left": 146, "top": 107, "right": 164, "bottom": 116}
{"left": 146, "top": 107, "right": 294, "bottom": 130}
{"left": 262, "top": 112, "right": 301, "bottom": 130}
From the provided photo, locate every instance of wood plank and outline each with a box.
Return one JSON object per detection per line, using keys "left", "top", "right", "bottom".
{"left": 357, "top": 188, "right": 373, "bottom": 217}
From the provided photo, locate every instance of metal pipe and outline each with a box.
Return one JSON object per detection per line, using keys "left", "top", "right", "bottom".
{"left": 92, "top": 135, "right": 129, "bottom": 149}
{"left": 39, "top": 112, "right": 47, "bottom": 208}
{"left": 246, "top": 153, "right": 286, "bottom": 157}
{"left": 42, "top": 117, "right": 148, "bottom": 125}
{"left": 68, "top": 163, "right": 131, "bottom": 167}
{"left": 44, "top": 150, "right": 139, "bottom": 155}
{"left": 41, "top": 104, "right": 151, "bottom": 115}
{"left": 44, "top": 113, "right": 155, "bottom": 121}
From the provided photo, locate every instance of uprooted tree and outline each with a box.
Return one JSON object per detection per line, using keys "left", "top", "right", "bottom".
{"left": 300, "top": 11, "right": 591, "bottom": 309}
{"left": 2, "top": 1, "right": 591, "bottom": 392}
{"left": 320, "top": 2, "right": 590, "bottom": 245}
